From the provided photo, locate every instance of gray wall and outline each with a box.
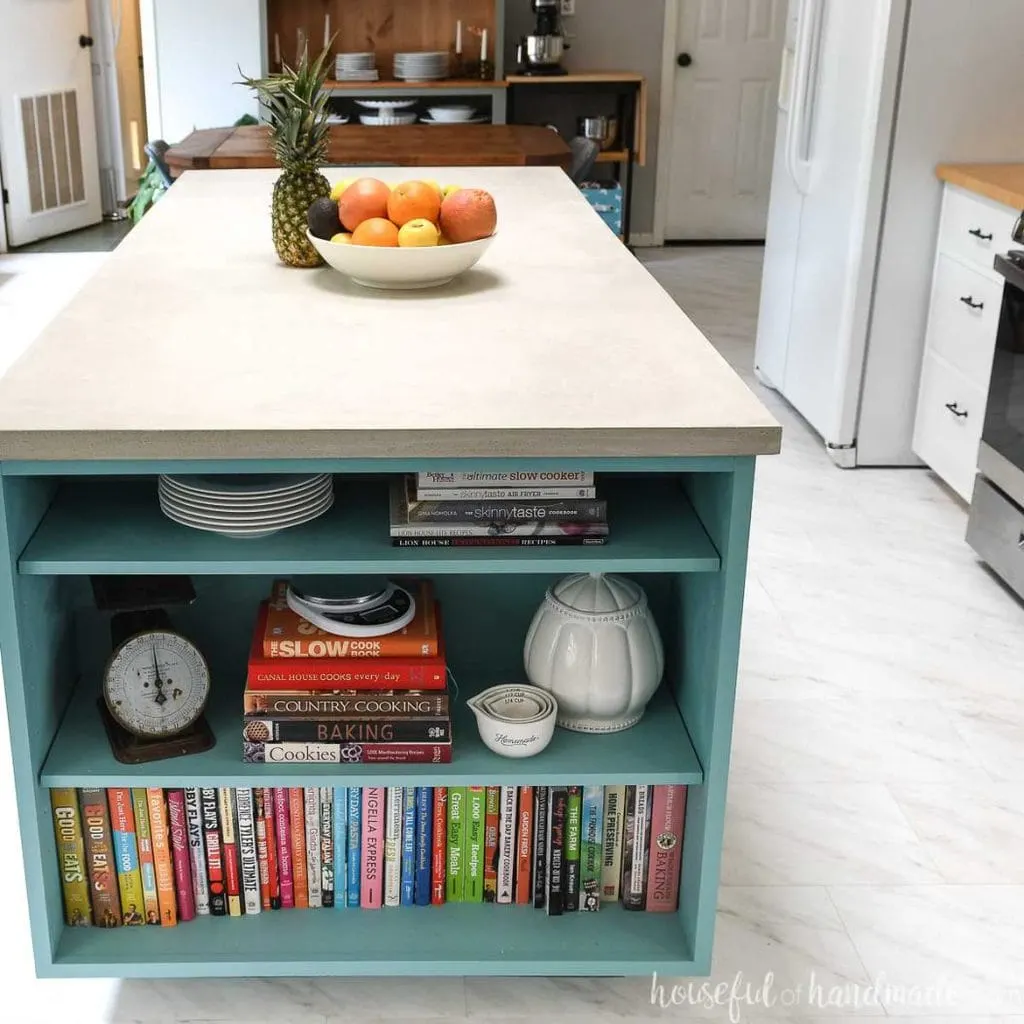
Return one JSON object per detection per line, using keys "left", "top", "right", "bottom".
{"left": 505, "top": 1, "right": 667, "bottom": 236}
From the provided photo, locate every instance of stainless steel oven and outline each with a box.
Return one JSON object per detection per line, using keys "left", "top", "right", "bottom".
{"left": 968, "top": 244, "right": 1024, "bottom": 595}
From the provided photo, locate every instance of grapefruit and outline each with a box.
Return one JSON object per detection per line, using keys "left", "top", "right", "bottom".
{"left": 439, "top": 188, "right": 497, "bottom": 244}
{"left": 338, "top": 178, "right": 391, "bottom": 232}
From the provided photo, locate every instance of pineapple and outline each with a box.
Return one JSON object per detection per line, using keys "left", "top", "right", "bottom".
{"left": 240, "top": 46, "right": 333, "bottom": 267}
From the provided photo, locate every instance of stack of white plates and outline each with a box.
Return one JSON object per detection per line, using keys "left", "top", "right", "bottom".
{"left": 335, "top": 52, "right": 379, "bottom": 81}
{"left": 158, "top": 474, "right": 334, "bottom": 539}
{"left": 421, "top": 114, "right": 489, "bottom": 125}
{"left": 425, "top": 105, "right": 477, "bottom": 123}
{"left": 393, "top": 51, "right": 449, "bottom": 81}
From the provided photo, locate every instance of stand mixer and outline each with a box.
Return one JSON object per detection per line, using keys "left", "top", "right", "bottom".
{"left": 516, "top": 0, "right": 569, "bottom": 75}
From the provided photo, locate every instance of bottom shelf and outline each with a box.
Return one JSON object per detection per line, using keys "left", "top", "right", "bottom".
{"left": 50, "top": 904, "right": 696, "bottom": 977}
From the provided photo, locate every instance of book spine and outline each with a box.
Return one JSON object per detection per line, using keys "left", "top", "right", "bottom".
{"left": 416, "top": 471, "right": 595, "bottom": 487}
{"left": 245, "top": 664, "right": 448, "bottom": 693}
{"left": 272, "top": 787, "right": 294, "bottom": 908}
{"left": 200, "top": 787, "right": 226, "bottom": 917}
{"left": 532, "top": 785, "right": 548, "bottom": 909}
{"left": 166, "top": 789, "right": 194, "bottom": 922}
{"left": 620, "top": 786, "right": 636, "bottom": 906}
{"left": 515, "top": 786, "right": 534, "bottom": 906}
{"left": 431, "top": 787, "right": 447, "bottom": 905}
{"left": 360, "top": 787, "right": 385, "bottom": 909}
{"left": 253, "top": 788, "right": 271, "bottom": 911}
{"left": 50, "top": 788, "right": 90, "bottom": 927}
{"left": 184, "top": 788, "right": 210, "bottom": 916}
{"left": 564, "top": 786, "right": 582, "bottom": 912}
{"left": 482, "top": 786, "right": 500, "bottom": 903}
{"left": 243, "top": 691, "right": 450, "bottom": 716}
{"left": 288, "top": 788, "right": 308, "bottom": 909}
{"left": 464, "top": 786, "right": 485, "bottom": 903}
{"left": 320, "top": 786, "right": 334, "bottom": 908}
{"left": 391, "top": 535, "right": 607, "bottom": 547}
{"left": 304, "top": 787, "right": 322, "bottom": 908}
{"left": 262, "top": 787, "right": 281, "bottom": 909}
{"left": 446, "top": 787, "right": 465, "bottom": 902}
{"left": 601, "top": 785, "right": 626, "bottom": 901}
{"left": 146, "top": 788, "right": 177, "bottom": 926}
{"left": 383, "top": 786, "right": 402, "bottom": 908}
{"left": 414, "top": 786, "right": 432, "bottom": 906}
{"left": 242, "top": 718, "right": 452, "bottom": 744}
{"left": 108, "top": 787, "right": 145, "bottom": 925}
{"left": 130, "top": 788, "right": 160, "bottom": 924}
{"left": 332, "top": 787, "right": 346, "bottom": 910}
{"left": 406, "top": 498, "right": 607, "bottom": 523}
{"left": 645, "top": 786, "right": 686, "bottom": 913}
{"left": 217, "top": 788, "right": 242, "bottom": 917}
{"left": 400, "top": 787, "right": 416, "bottom": 907}
{"left": 243, "top": 742, "right": 453, "bottom": 765}
{"left": 496, "top": 785, "right": 517, "bottom": 905}
{"left": 546, "top": 787, "right": 567, "bottom": 916}
{"left": 580, "top": 785, "right": 604, "bottom": 912}
{"left": 346, "top": 787, "right": 361, "bottom": 907}
{"left": 236, "top": 787, "right": 261, "bottom": 915}
{"left": 78, "top": 788, "right": 120, "bottom": 927}
{"left": 623, "top": 784, "right": 652, "bottom": 910}
{"left": 414, "top": 486, "right": 598, "bottom": 500}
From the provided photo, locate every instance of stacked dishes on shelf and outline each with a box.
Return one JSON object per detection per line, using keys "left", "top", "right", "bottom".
{"left": 356, "top": 99, "right": 418, "bottom": 126}
{"left": 158, "top": 474, "right": 334, "bottom": 539}
{"left": 422, "top": 105, "right": 488, "bottom": 125}
{"left": 334, "top": 52, "right": 379, "bottom": 81}
{"left": 393, "top": 51, "right": 449, "bottom": 82}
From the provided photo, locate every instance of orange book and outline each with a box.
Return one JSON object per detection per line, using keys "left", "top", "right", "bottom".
{"left": 288, "top": 788, "right": 308, "bottom": 908}
{"left": 263, "top": 580, "right": 439, "bottom": 659}
{"left": 146, "top": 789, "right": 177, "bottom": 926}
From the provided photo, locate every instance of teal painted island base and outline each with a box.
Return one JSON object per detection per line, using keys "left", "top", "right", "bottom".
{"left": 0, "top": 457, "right": 754, "bottom": 979}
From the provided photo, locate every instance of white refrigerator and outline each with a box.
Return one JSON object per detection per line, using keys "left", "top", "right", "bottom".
{"left": 754, "top": 0, "right": 1024, "bottom": 467}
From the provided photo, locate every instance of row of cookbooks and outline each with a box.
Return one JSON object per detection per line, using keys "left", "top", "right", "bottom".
{"left": 51, "top": 783, "right": 686, "bottom": 926}
{"left": 243, "top": 579, "right": 452, "bottom": 765}
{"left": 389, "top": 471, "right": 609, "bottom": 547}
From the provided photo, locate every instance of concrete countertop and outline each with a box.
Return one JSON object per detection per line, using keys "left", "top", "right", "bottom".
{"left": 0, "top": 167, "right": 780, "bottom": 462}
{"left": 937, "top": 162, "right": 1024, "bottom": 211}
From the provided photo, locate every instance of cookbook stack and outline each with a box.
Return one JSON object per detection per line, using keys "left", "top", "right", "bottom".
{"left": 242, "top": 580, "right": 452, "bottom": 764}
{"left": 389, "top": 472, "right": 608, "bottom": 547}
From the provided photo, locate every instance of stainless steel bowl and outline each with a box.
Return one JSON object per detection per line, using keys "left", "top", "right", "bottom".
{"left": 523, "top": 34, "right": 565, "bottom": 66}
{"left": 577, "top": 115, "right": 619, "bottom": 151}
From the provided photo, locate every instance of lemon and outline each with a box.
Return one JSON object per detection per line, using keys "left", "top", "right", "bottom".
{"left": 330, "top": 179, "right": 356, "bottom": 201}
{"left": 330, "top": 232, "right": 353, "bottom": 244}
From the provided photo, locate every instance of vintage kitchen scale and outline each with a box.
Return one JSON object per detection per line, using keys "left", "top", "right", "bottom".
{"left": 91, "top": 576, "right": 215, "bottom": 764}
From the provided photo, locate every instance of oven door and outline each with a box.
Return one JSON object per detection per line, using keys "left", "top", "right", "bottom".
{"left": 978, "top": 253, "right": 1024, "bottom": 505}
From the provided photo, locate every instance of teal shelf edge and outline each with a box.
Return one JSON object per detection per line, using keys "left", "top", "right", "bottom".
{"left": 19, "top": 477, "right": 721, "bottom": 576}
{"left": 46, "top": 904, "right": 699, "bottom": 978}
{"left": 40, "top": 682, "right": 703, "bottom": 788}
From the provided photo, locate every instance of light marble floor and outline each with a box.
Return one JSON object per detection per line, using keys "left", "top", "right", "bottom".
{"left": 2, "top": 246, "right": 1024, "bottom": 1022}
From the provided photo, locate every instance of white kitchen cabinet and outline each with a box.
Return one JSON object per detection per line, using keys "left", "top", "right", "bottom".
{"left": 912, "top": 184, "right": 1015, "bottom": 500}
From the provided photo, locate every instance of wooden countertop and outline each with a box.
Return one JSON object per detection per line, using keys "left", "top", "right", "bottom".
{"left": 937, "top": 163, "right": 1024, "bottom": 211}
{"left": 165, "top": 125, "right": 570, "bottom": 176}
{"left": 0, "top": 168, "right": 780, "bottom": 462}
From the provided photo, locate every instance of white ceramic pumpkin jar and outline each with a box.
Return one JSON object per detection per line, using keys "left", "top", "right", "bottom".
{"left": 523, "top": 572, "right": 665, "bottom": 733}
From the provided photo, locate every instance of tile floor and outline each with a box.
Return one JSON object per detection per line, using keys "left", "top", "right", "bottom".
{"left": 1, "top": 245, "right": 1024, "bottom": 1022}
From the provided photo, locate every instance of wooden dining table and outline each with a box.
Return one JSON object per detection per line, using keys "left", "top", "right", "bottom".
{"left": 164, "top": 124, "right": 571, "bottom": 177}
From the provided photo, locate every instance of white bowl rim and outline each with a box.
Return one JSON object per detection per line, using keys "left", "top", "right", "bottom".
{"left": 307, "top": 229, "right": 497, "bottom": 251}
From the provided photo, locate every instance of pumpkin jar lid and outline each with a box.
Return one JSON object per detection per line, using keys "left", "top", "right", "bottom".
{"left": 548, "top": 572, "right": 645, "bottom": 616}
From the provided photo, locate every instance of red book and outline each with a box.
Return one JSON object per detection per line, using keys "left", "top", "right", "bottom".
{"left": 483, "top": 787, "right": 499, "bottom": 903}
{"left": 645, "top": 786, "right": 686, "bottom": 913}
{"left": 272, "top": 787, "right": 294, "bottom": 908}
{"left": 263, "top": 580, "right": 439, "bottom": 659}
{"left": 261, "top": 787, "right": 281, "bottom": 909}
{"left": 288, "top": 788, "right": 308, "bottom": 908}
{"left": 166, "top": 789, "right": 195, "bottom": 922}
{"left": 199, "top": 788, "right": 226, "bottom": 916}
{"left": 431, "top": 787, "right": 447, "bottom": 905}
{"left": 515, "top": 786, "right": 534, "bottom": 905}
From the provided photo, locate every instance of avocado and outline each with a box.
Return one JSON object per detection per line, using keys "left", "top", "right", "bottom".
{"left": 307, "top": 197, "right": 340, "bottom": 241}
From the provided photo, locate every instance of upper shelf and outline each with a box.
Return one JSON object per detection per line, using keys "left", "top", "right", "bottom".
{"left": 18, "top": 476, "right": 721, "bottom": 576}
{"left": 323, "top": 79, "right": 507, "bottom": 92}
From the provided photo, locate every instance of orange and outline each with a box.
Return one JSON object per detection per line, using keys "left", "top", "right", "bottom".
{"left": 338, "top": 178, "right": 391, "bottom": 232}
{"left": 351, "top": 218, "right": 400, "bottom": 247}
{"left": 439, "top": 188, "right": 497, "bottom": 243}
{"left": 387, "top": 180, "right": 442, "bottom": 228}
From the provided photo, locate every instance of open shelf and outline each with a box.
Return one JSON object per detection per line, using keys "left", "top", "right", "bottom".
{"left": 324, "top": 79, "right": 506, "bottom": 91}
{"left": 41, "top": 678, "right": 702, "bottom": 788}
{"left": 49, "top": 903, "right": 696, "bottom": 978}
{"left": 19, "top": 477, "right": 721, "bottom": 576}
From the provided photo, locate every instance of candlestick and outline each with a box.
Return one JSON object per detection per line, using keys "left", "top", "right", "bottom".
{"left": 274, "top": 32, "right": 281, "bottom": 68}
{"left": 324, "top": 14, "right": 330, "bottom": 50}
{"left": 456, "top": 19, "right": 463, "bottom": 54}
{"left": 480, "top": 28, "right": 488, "bottom": 61}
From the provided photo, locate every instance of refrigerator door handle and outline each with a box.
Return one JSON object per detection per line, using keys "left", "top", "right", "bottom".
{"left": 786, "top": 0, "right": 825, "bottom": 195}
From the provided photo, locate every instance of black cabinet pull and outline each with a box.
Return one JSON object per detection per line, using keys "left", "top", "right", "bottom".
{"left": 945, "top": 402, "right": 968, "bottom": 418}
{"left": 960, "top": 295, "right": 984, "bottom": 310}
{"left": 968, "top": 227, "right": 994, "bottom": 241}
{"left": 677, "top": 53, "right": 693, "bottom": 67}
{"left": 78, "top": 34, "right": 94, "bottom": 48}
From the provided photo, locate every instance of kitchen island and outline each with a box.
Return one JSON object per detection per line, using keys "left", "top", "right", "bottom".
{"left": 0, "top": 167, "right": 779, "bottom": 978}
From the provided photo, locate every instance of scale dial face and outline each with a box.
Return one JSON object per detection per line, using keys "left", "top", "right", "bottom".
{"left": 103, "top": 630, "right": 210, "bottom": 738}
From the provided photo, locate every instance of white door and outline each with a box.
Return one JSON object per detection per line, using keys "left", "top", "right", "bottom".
{"left": 0, "top": 0, "right": 103, "bottom": 247}
{"left": 665, "top": 0, "right": 788, "bottom": 240}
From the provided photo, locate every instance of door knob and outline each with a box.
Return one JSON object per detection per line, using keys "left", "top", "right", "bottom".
{"left": 79, "top": 34, "right": 94, "bottom": 48}
{"left": 677, "top": 52, "right": 693, "bottom": 68}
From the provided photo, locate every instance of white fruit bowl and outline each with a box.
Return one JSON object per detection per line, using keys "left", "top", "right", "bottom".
{"left": 307, "top": 230, "right": 496, "bottom": 290}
